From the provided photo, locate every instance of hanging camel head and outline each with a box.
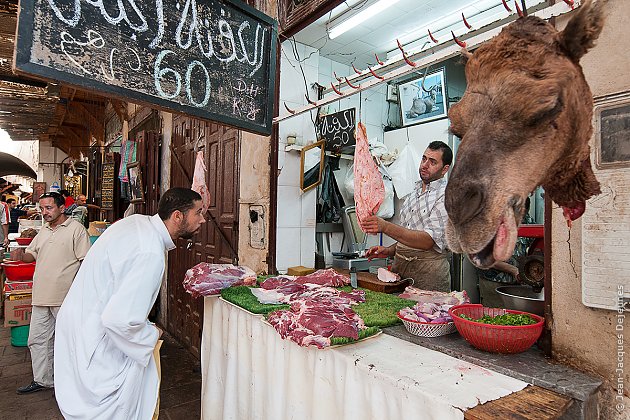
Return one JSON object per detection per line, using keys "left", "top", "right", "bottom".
{"left": 445, "top": 0, "right": 606, "bottom": 268}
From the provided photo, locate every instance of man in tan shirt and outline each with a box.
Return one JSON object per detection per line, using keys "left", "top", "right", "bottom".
{"left": 10, "top": 191, "right": 91, "bottom": 394}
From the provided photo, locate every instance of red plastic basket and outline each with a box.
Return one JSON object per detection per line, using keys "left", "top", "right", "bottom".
{"left": 448, "top": 304, "right": 544, "bottom": 354}
{"left": 15, "top": 237, "right": 33, "bottom": 246}
{"left": 1, "top": 261, "right": 36, "bottom": 281}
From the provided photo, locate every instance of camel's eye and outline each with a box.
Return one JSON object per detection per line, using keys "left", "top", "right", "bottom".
{"left": 527, "top": 94, "right": 564, "bottom": 126}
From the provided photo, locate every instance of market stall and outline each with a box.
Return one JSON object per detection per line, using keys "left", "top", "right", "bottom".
{"left": 200, "top": 296, "right": 528, "bottom": 419}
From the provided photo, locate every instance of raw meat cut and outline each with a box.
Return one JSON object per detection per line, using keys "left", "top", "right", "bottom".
{"left": 295, "top": 268, "right": 349, "bottom": 287}
{"left": 251, "top": 283, "right": 365, "bottom": 306}
{"left": 261, "top": 275, "right": 307, "bottom": 294}
{"left": 353, "top": 122, "right": 385, "bottom": 229}
{"left": 183, "top": 263, "right": 256, "bottom": 298}
{"left": 267, "top": 298, "right": 366, "bottom": 349}
{"left": 399, "top": 287, "right": 469, "bottom": 306}
{"left": 377, "top": 267, "right": 400, "bottom": 283}
{"left": 191, "top": 150, "right": 211, "bottom": 213}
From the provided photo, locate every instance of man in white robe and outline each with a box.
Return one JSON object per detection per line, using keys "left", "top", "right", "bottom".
{"left": 54, "top": 188, "right": 205, "bottom": 419}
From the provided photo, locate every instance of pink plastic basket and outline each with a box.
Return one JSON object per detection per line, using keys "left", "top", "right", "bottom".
{"left": 449, "top": 304, "right": 544, "bottom": 354}
{"left": 397, "top": 312, "right": 457, "bottom": 337}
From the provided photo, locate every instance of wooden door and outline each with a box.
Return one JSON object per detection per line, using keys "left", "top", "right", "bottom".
{"left": 167, "top": 116, "right": 240, "bottom": 357}
{"left": 134, "top": 130, "right": 161, "bottom": 216}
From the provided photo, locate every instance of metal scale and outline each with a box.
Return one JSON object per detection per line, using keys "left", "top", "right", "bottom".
{"left": 331, "top": 206, "right": 387, "bottom": 272}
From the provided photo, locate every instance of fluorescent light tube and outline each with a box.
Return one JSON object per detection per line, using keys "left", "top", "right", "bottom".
{"left": 328, "top": 0, "right": 401, "bottom": 39}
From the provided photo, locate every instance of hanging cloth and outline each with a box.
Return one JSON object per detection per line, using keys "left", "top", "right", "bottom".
{"left": 118, "top": 121, "right": 137, "bottom": 182}
{"left": 317, "top": 156, "right": 345, "bottom": 223}
{"left": 191, "top": 151, "right": 211, "bottom": 213}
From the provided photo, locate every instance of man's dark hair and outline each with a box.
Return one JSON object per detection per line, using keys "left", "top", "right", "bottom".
{"left": 427, "top": 141, "right": 453, "bottom": 166}
{"left": 7, "top": 198, "right": 16, "bottom": 204}
{"left": 158, "top": 188, "right": 202, "bottom": 220}
{"left": 59, "top": 189, "right": 71, "bottom": 197}
{"left": 39, "top": 191, "right": 65, "bottom": 207}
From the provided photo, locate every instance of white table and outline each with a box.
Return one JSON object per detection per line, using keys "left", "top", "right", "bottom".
{"left": 200, "top": 297, "right": 527, "bottom": 420}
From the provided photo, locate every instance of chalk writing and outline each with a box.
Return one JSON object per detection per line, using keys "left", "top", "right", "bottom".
{"left": 16, "top": 0, "right": 277, "bottom": 135}
{"left": 318, "top": 108, "right": 356, "bottom": 153}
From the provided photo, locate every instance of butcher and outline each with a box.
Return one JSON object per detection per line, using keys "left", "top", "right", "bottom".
{"left": 364, "top": 141, "right": 452, "bottom": 292}
{"left": 54, "top": 188, "right": 205, "bottom": 419}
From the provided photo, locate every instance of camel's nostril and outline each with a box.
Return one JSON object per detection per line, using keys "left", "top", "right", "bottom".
{"left": 446, "top": 185, "right": 485, "bottom": 225}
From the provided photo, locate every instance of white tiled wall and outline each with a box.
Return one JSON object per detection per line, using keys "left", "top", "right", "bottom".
{"left": 276, "top": 41, "right": 393, "bottom": 273}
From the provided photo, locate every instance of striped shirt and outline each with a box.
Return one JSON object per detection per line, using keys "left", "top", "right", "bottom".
{"left": 399, "top": 177, "right": 448, "bottom": 253}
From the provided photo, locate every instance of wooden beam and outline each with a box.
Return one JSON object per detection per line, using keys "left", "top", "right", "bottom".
{"left": 60, "top": 125, "right": 84, "bottom": 147}
{"left": 464, "top": 385, "right": 572, "bottom": 420}
{"left": 70, "top": 102, "right": 104, "bottom": 143}
{"left": 109, "top": 98, "right": 129, "bottom": 121}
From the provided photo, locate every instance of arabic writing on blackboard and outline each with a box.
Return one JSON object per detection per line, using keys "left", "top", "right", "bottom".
{"left": 317, "top": 108, "right": 356, "bottom": 153}
{"left": 15, "top": 0, "right": 277, "bottom": 135}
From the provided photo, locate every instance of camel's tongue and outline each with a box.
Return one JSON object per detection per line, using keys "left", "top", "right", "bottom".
{"left": 562, "top": 201, "right": 586, "bottom": 228}
{"left": 493, "top": 207, "right": 518, "bottom": 262}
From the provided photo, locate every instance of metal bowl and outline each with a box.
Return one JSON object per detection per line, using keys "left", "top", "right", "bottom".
{"left": 496, "top": 285, "right": 544, "bottom": 316}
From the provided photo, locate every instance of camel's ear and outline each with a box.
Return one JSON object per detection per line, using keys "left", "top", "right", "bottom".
{"left": 460, "top": 49, "right": 472, "bottom": 65}
{"left": 558, "top": 0, "right": 607, "bottom": 61}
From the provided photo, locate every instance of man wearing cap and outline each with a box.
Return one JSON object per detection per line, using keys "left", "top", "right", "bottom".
{"left": 10, "top": 191, "right": 91, "bottom": 394}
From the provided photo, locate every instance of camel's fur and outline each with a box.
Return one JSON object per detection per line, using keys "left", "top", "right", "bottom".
{"left": 445, "top": 0, "right": 606, "bottom": 262}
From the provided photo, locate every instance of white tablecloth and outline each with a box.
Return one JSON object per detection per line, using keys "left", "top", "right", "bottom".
{"left": 200, "top": 297, "right": 528, "bottom": 420}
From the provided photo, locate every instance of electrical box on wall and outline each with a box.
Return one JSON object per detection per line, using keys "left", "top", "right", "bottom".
{"left": 386, "top": 84, "right": 398, "bottom": 103}
{"left": 249, "top": 205, "right": 265, "bottom": 249}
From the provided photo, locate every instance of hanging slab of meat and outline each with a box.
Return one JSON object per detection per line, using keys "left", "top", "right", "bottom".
{"left": 353, "top": 122, "right": 384, "bottom": 229}
{"left": 294, "top": 268, "right": 349, "bottom": 287}
{"left": 183, "top": 263, "right": 256, "bottom": 298}
{"left": 191, "top": 150, "right": 211, "bottom": 214}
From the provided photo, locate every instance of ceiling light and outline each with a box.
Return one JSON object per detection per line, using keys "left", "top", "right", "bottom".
{"left": 328, "top": 0, "right": 401, "bottom": 40}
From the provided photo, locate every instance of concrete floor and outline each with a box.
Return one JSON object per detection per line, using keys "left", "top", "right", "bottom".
{"left": 0, "top": 323, "right": 202, "bottom": 420}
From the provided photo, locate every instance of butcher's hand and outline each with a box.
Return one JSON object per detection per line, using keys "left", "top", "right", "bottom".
{"left": 365, "top": 246, "right": 394, "bottom": 260}
{"left": 362, "top": 215, "right": 385, "bottom": 234}
{"left": 2, "top": 237, "right": 8, "bottom": 247}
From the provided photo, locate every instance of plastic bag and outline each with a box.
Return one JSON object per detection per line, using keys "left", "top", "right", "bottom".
{"left": 386, "top": 143, "right": 421, "bottom": 199}
{"left": 376, "top": 166, "right": 394, "bottom": 219}
{"left": 344, "top": 163, "right": 355, "bottom": 197}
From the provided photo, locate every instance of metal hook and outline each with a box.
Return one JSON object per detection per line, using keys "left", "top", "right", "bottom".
{"left": 462, "top": 13, "right": 472, "bottom": 30}
{"left": 451, "top": 31, "right": 467, "bottom": 48}
{"left": 396, "top": 39, "right": 417, "bottom": 67}
{"left": 428, "top": 29, "right": 439, "bottom": 44}
{"left": 194, "top": 132, "right": 205, "bottom": 153}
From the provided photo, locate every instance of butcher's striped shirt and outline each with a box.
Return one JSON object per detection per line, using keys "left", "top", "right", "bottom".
{"left": 399, "top": 177, "right": 448, "bottom": 253}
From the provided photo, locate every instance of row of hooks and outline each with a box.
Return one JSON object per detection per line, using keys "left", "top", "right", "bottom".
{"left": 283, "top": 0, "right": 576, "bottom": 115}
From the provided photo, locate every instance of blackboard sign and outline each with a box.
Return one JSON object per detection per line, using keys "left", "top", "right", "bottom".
{"left": 101, "top": 163, "right": 115, "bottom": 209}
{"left": 317, "top": 108, "right": 356, "bottom": 153}
{"left": 14, "top": 0, "right": 277, "bottom": 136}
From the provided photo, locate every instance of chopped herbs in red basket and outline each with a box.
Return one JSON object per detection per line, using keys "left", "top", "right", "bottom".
{"left": 459, "top": 313, "right": 537, "bottom": 326}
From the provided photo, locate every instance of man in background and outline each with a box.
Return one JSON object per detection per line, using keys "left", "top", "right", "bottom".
{"left": 7, "top": 198, "right": 38, "bottom": 234}
{"left": 364, "top": 141, "right": 452, "bottom": 292}
{"left": 0, "top": 195, "right": 9, "bottom": 247}
{"left": 11, "top": 191, "right": 91, "bottom": 394}
{"left": 54, "top": 188, "right": 205, "bottom": 419}
{"left": 59, "top": 189, "right": 74, "bottom": 208}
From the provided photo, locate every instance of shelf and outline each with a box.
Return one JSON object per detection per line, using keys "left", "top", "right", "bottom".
{"left": 284, "top": 144, "right": 353, "bottom": 160}
{"left": 284, "top": 144, "right": 303, "bottom": 152}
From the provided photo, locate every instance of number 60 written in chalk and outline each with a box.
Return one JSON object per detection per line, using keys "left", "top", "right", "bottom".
{"left": 154, "top": 50, "right": 211, "bottom": 108}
